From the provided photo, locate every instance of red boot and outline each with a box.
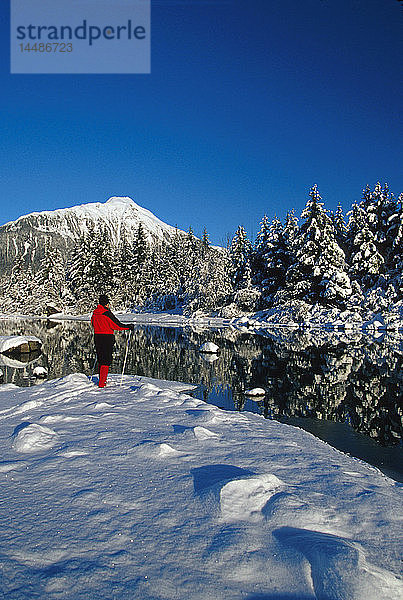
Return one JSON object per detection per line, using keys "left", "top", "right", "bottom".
{"left": 98, "top": 365, "right": 109, "bottom": 388}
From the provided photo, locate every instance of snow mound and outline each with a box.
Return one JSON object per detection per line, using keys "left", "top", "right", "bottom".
{"left": 244, "top": 387, "right": 266, "bottom": 397}
{"left": 158, "top": 443, "right": 185, "bottom": 457}
{"left": 220, "top": 474, "right": 285, "bottom": 522}
{"left": 0, "top": 461, "right": 27, "bottom": 472}
{"left": 193, "top": 426, "right": 219, "bottom": 440}
{"left": 199, "top": 342, "right": 219, "bottom": 353}
{"left": 273, "top": 527, "right": 403, "bottom": 600}
{"left": 33, "top": 366, "right": 47, "bottom": 378}
{"left": 12, "top": 423, "right": 58, "bottom": 453}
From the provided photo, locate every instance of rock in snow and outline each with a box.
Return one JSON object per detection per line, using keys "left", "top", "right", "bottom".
{"left": 199, "top": 341, "right": 220, "bottom": 353}
{"left": 0, "top": 372, "right": 401, "bottom": 600}
{"left": 0, "top": 335, "right": 42, "bottom": 354}
{"left": 33, "top": 366, "right": 48, "bottom": 378}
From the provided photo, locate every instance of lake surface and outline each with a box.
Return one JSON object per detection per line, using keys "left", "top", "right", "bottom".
{"left": 1, "top": 318, "right": 402, "bottom": 482}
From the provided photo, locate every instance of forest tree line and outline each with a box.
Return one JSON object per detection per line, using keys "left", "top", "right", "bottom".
{"left": 0, "top": 182, "right": 401, "bottom": 316}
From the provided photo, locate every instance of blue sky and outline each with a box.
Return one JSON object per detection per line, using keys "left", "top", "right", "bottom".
{"left": 1, "top": 0, "right": 402, "bottom": 245}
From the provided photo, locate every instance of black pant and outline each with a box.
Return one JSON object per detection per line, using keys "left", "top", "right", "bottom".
{"left": 94, "top": 334, "right": 115, "bottom": 366}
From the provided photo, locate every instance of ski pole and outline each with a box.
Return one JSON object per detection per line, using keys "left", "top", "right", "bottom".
{"left": 120, "top": 329, "right": 132, "bottom": 387}
{"left": 90, "top": 356, "right": 98, "bottom": 381}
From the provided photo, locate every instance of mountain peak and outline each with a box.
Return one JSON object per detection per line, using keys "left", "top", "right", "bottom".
{"left": 105, "top": 196, "right": 136, "bottom": 207}
{"left": 0, "top": 196, "right": 183, "bottom": 274}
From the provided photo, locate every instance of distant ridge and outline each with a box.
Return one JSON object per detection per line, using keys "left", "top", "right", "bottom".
{"left": 0, "top": 196, "right": 183, "bottom": 273}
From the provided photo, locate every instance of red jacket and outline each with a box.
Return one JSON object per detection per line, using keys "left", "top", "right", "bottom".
{"left": 91, "top": 304, "right": 131, "bottom": 335}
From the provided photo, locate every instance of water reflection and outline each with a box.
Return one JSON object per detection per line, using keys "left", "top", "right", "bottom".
{"left": 0, "top": 319, "right": 402, "bottom": 454}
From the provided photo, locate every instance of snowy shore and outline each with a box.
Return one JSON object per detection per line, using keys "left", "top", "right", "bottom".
{"left": 3, "top": 305, "right": 402, "bottom": 334}
{"left": 229, "top": 303, "right": 403, "bottom": 333}
{"left": 0, "top": 373, "right": 402, "bottom": 599}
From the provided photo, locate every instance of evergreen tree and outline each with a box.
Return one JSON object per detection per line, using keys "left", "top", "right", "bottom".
{"left": 68, "top": 226, "right": 93, "bottom": 305}
{"left": 283, "top": 209, "right": 299, "bottom": 250}
{"left": 256, "top": 216, "right": 289, "bottom": 305}
{"left": 88, "top": 225, "right": 114, "bottom": 297}
{"left": 230, "top": 226, "right": 261, "bottom": 310}
{"left": 114, "top": 231, "right": 137, "bottom": 308}
{"left": 68, "top": 224, "right": 113, "bottom": 311}
{"left": 230, "top": 226, "right": 252, "bottom": 290}
{"left": 34, "top": 239, "right": 69, "bottom": 311}
{"left": 127, "top": 223, "right": 149, "bottom": 306}
{"left": 285, "top": 185, "right": 352, "bottom": 307}
{"left": 183, "top": 247, "right": 233, "bottom": 315}
{"left": 253, "top": 215, "right": 271, "bottom": 282}
{"left": 349, "top": 225, "right": 384, "bottom": 289}
{"left": 361, "top": 182, "right": 399, "bottom": 264}
{"left": 332, "top": 203, "right": 347, "bottom": 251}
{"left": 389, "top": 195, "right": 403, "bottom": 300}
{"left": 142, "top": 243, "right": 166, "bottom": 303}
{"left": 347, "top": 202, "right": 384, "bottom": 290}
{"left": 255, "top": 215, "right": 271, "bottom": 250}
{"left": 135, "top": 223, "right": 148, "bottom": 267}
{"left": 0, "top": 255, "right": 36, "bottom": 314}
{"left": 201, "top": 228, "right": 210, "bottom": 258}
{"left": 346, "top": 202, "right": 367, "bottom": 254}
{"left": 185, "top": 226, "right": 196, "bottom": 249}
{"left": 144, "top": 231, "right": 182, "bottom": 310}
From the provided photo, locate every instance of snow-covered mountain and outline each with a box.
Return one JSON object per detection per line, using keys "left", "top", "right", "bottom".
{"left": 0, "top": 197, "right": 182, "bottom": 273}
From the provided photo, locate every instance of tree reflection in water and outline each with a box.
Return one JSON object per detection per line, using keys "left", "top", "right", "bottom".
{"left": 0, "top": 319, "right": 401, "bottom": 454}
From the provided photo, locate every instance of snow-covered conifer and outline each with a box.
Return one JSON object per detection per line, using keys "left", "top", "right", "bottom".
{"left": 255, "top": 216, "right": 289, "bottom": 305}
{"left": 347, "top": 201, "right": 384, "bottom": 290}
{"left": 230, "top": 226, "right": 261, "bottom": 310}
{"left": 183, "top": 247, "right": 233, "bottom": 315}
{"left": 34, "top": 239, "right": 70, "bottom": 312}
{"left": 388, "top": 194, "right": 403, "bottom": 299}
{"left": 201, "top": 228, "right": 210, "bottom": 258}
{"left": 68, "top": 224, "right": 114, "bottom": 311}
{"left": 283, "top": 209, "right": 299, "bottom": 249}
{"left": 113, "top": 231, "right": 136, "bottom": 308}
{"left": 135, "top": 222, "right": 148, "bottom": 267}
{"left": 230, "top": 226, "right": 253, "bottom": 290}
{"left": 253, "top": 215, "right": 271, "bottom": 280}
{"left": 362, "top": 182, "right": 399, "bottom": 263}
{"left": 285, "top": 185, "right": 352, "bottom": 307}
{"left": 0, "top": 255, "right": 36, "bottom": 314}
{"left": 332, "top": 203, "right": 347, "bottom": 251}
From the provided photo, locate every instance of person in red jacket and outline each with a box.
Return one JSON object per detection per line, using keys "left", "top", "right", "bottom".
{"left": 91, "top": 294, "right": 134, "bottom": 388}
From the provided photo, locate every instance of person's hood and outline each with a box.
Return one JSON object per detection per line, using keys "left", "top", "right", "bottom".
{"left": 93, "top": 304, "right": 108, "bottom": 315}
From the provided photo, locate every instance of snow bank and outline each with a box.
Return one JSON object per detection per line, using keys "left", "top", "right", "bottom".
{"left": 231, "top": 302, "right": 403, "bottom": 333}
{"left": 0, "top": 373, "right": 401, "bottom": 599}
{"left": 51, "top": 311, "right": 232, "bottom": 329}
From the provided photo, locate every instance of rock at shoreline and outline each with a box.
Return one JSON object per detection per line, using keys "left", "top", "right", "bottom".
{"left": 0, "top": 335, "right": 42, "bottom": 355}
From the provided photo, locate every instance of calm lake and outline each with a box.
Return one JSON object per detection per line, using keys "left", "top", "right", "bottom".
{"left": 1, "top": 318, "right": 402, "bottom": 482}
